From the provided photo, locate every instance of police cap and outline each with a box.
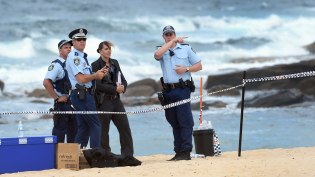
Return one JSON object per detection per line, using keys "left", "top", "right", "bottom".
{"left": 68, "top": 28, "right": 88, "bottom": 39}
{"left": 58, "top": 39, "right": 72, "bottom": 49}
{"left": 163, "top": 25, "right": 175, "bottom": 35}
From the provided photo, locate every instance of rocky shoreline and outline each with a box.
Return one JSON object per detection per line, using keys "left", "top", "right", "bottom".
{"left": 1, "top": 58, "right": 314, "bottom": 109}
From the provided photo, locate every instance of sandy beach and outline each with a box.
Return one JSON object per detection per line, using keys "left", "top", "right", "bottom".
{"left": 1, "top": 146, "right": 314, "bottom": 177}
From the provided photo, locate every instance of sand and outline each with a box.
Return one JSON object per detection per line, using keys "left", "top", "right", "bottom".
{"left": 1, "top": 146, "right": 315, "bottom": 177}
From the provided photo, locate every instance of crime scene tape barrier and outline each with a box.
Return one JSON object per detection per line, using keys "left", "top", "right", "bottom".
{"left": 0, "top": 70, "right": 314, "bottom": 116}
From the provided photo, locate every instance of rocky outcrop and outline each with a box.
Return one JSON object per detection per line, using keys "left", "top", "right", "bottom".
{"left": 237, "top": 89, "right": 305, "bottom": 108}
{"left": 26, "top": 89, "right": 50, "bottom": 98}
{"left": 205, "top": 59, "right": 315, "bottom": 96}
{"left": 0, "top": 80, "right": 4, "bottom": 92}
{"left": 124, "top": 78, "right": 160, "bottom": 97}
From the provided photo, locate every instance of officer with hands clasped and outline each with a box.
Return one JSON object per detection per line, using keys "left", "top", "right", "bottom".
{"left": 154, "top": 25, "right": 202, "bottom": 161}
{"left": 43, "top": 39, "right": 77, "bottom": 143}
{"left": 66, "top": 28, "right": 108, "bottom": 148}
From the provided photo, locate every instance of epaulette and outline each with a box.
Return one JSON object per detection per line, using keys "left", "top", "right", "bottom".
{"left": 180, "top": 43, "right": 189, "bottom": 46}
{"left": 156, "top": 45, "right": 162, "bottom": 49}
{"left": 74, "top": 52, "right": 79, "bottom": 56}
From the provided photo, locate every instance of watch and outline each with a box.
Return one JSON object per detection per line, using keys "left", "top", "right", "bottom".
{"left": 54, "top": 96, "right": 59, "bottom": 102}
{"left": 186, "top": 67, "right": 190, "bottom": 72}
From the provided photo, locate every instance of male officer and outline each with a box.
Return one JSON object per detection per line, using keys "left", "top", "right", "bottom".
{"left": 154, "top": 25, "right": 202, "bottom": 161}
{"left": 43, "top": 39, "right": 77, "bottom": 143}
{"left": 66, "top": 28, "right": 108, "bottom": 148}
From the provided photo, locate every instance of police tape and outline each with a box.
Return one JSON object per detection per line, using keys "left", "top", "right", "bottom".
{"left": 244, "top": 71, "right": 315, "bottom": 83}
{"left": 0, "top": 70, "right": 314, "bottom": 116}
{"left": 0, "top": 84, "right": 244, "bottom": 116}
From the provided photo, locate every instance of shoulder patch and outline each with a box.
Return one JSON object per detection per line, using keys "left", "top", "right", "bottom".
{"left": 74, "top": 52, "right": 79, "bottom": 56}
{"left": 48, "top": 64, "right": 54, "bottom": 71}
{"left": 74, "top": 58, "right": 80, "bottom": 66}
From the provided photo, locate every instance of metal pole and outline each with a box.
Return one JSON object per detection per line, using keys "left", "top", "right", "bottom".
{"left": 199, "top": 77, "right": 203, "bottom": 126}
{"left": 238, "top": 71, "right": 246, "bottom": 157}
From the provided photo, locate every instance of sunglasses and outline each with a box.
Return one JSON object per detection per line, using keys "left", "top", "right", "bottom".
{"left": 164, "top": 33, "right": 174, "bottom": 37}
{"left": 76, "top": 38, "right": 86, "bottom": 42}
{"left": 169, "top": 49, "right": 174, "bottom": 57}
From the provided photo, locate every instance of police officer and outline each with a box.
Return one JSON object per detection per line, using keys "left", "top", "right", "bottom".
{"left": 66, "top": 28, "right": 108, "bottom": 148}
{"left": 154, "top": 25, "right": 202, "bottom": 161}
{"left": 43, "top": 39, "right": 77, "bottom": 143}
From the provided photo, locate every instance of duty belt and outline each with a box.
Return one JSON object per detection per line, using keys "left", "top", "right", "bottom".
{"left": 72, "top": 87, "right": 93, "bottom": 93}
{"left": 163, "top": 81, "right": 190, "bottom": 90}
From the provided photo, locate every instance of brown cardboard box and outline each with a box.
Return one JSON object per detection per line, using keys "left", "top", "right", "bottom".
{"left": 79, "top": 150, "right": 91, "bottom": 169}
{"left": 56, "top": 143, "right": 80, "bottom": 170}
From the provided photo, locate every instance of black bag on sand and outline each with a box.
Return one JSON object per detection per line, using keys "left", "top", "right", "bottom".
{"left": 83, "top": 148, "right": 118, "bottom": 168}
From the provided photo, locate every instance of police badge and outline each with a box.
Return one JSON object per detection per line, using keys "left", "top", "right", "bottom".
{"left": 48, "top": 64, "right": 54, "bottom": 71}
{"left": 74, "top": 58, "right": 80, "bottom": 66}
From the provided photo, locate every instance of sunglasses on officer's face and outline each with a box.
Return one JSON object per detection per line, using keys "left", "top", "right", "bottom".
{"left": 76, "top": 38, "right": 86, "bottom": 42}
{"left": 164, "top": 33, "right": 174, "bottom": 37}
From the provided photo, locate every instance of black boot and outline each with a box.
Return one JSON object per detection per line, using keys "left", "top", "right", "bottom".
{"left": 175, "top": 151, "right": 191, "bottom": 161}
{"left": 167, "top": 152, "right": 181, "bottom": 161}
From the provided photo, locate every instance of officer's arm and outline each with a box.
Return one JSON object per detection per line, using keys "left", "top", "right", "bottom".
{"left": 43, "top": 79, "right": 59, "bottom": 100}
{"left": 154, "top": 38, "right": 177, "bottom": 59}
{"left": 188, "top": 61, "right": 202, "bottom": 72}
{"left": 75, "top": 70, "right": 105, "bottom": 84}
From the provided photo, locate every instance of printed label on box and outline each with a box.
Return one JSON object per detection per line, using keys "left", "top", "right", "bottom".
{"left": 56, "top": 143, "right": 80, "bottom": 170}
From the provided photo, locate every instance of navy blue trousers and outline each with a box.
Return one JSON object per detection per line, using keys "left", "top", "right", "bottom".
{"left": 52, "top": 102, "right": 77, "bottom": 143}
{"left": 163, "top": 87, "right": 194, "bottom": 153}
{"left": 70, "top": 92, "right": 101, "bottom": 148}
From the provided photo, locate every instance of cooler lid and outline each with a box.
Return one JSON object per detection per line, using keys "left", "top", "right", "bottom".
{"left": 0, "top": 136, "right": 57, "bottom": 146}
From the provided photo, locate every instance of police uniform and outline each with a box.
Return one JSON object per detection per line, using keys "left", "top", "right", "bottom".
{"left": 155, "top": 27, "right": 201, "bottom": 159}
{"left": 44, "top": 40, "right": 77, "bottom": 143}
{"left": 91, "top": 57, "right": 134, "bottom": 158}
{"left": 65, "top": 28, "right": 101, "bottom": 148}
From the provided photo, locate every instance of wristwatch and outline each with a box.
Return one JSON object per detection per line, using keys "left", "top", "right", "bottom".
{"left": 186, "top": 67, "right": 190, "bottom": 72}
{"left": 54, "top": 96, "right": 59, "bottom": 102}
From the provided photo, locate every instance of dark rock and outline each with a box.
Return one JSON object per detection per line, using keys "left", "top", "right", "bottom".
{"left": 207, "top": 84, "right": 240, "bottom": 96}
{"left": 0, "top": 80, "right": 4, "bottom": 92}
{"left": 191, "top": 101, "right": 227, "bottom": 110}
{"left": 124, "top": 85, "right": 156, "bottom": 97}
{"left": 121, "top": 96, "right": 159, "bottom": 107}
{"left": 26, "top": 89, "right": 50, "bottom": 98}
{"left": 204, "top": 59, "right": 315, "bottom": 96}
{"left": 125, "top": 78, "right": 159, "bottom": 97}
{"left": 30, "top": 99, "right": 50, "bottom": 104}
{"left": 39, "top": 114, "right": 53, "bottom": 120}
{"left": 304, "top": 42, "right": 315, "bottom": 54}
{"left": 237, "top": 89, "right": 304, "bottom": 108}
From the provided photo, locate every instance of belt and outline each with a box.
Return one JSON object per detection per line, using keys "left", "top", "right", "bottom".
{"left": 71, "top": 87, "right": 93, "bottom": 93}
{"left": 163, "top": 81, "right": 190, "bottom": 90}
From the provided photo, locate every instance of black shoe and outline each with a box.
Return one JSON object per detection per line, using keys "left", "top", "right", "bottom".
{"left": 167, "top": 153, "right": 181, "bottom": 161}
{"left": 118, "top": 156, "right": 142, "bottom": 166}
{"left": 174, "top": 151, "right": 191, "bottom": 161}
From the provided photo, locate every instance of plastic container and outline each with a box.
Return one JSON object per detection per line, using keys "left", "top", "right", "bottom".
{"left": 190, "top": 153, "right": 205, "bottom": 158}
{"left": 0, "top": 136, "right": 57, "bottom": 174}
{"left": 18, "top": 121, "right": 24, "bottom": 137}
{"left": 193, "top": 129, "right": 214, "bottom": 156}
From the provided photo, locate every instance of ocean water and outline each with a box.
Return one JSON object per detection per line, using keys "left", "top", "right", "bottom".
{"left": 1, "top": 0, "right": 315, "bottom": 156}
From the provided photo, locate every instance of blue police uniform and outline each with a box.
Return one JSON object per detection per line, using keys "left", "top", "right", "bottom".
{"left": 44, "top": 57, "right": 77, "bottom": 143}
{"left": 156, "top": 43, "right": 201, "bottom": 155}
{"left": 66, "top": 33, "right": 101, "bottom": 148}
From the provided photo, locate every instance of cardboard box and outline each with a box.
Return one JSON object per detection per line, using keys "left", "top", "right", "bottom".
{"left": 0, "top": 136, "right": 57, "bottom": 174}
{"left": 56, "top": 143, "right": 80, "bottom": 170}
